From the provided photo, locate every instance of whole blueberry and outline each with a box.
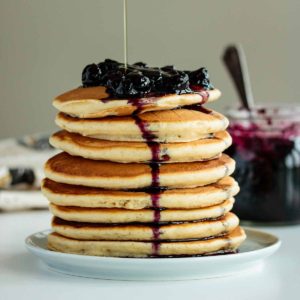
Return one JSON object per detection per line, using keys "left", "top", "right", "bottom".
{"left": 161, "top": 65, "right": 175, "bottom": 72}
{"left": 130, "top": 72, "right": 151, "bottom": 93}
{"left": 82, "top": 63, "right": 102, "bottom": 86}
{"left": 133, "top": 62, "right": 148, "bottom": 68}
{"left": 189, "top": 67, "right": 213, "bottom": 89}
{"left": 98, "top": 59, "right": 120, "bottom": 76}
{"left": 143, "top": 68, "right": 163, "bottom": 89}
{"left": 163, "top": 71, "right": 190, "bottom": 93}
{"left": 129, "top": 72, "right": 151, "bottom": 94}
{"left": 115, "top": 71, "right": 151, "bottom": 97}
{"left": 106, "top": 70, "right": 124, "bottom": 91}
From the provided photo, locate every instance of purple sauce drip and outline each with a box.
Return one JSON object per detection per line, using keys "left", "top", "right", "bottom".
{"left": 152, "top": 225, "right": 160, "bottom": 243}
{"left": 132, "top": 114, "right": 168, "bottom": 164}
{"left": 190, "top": 86, "right": 209, "bottom": 103}
{"left": 150, "top": 188, "right": 162, "bottom": 255}
{"left": 150, "top": 190, "right": 160, "bottom": 209}
{"left": 127, "top": 97, "right": 157, "bottom": 113}
{"left": 129, "top": 100, "right": 171, "bottom": 254}
{"left": 152, "top": 241, "right": 160, "bottom": 256}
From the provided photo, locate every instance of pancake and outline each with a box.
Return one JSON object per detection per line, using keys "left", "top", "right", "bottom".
{"left": 51, "top": 212, "right": 239, "bottom": 241}
{"left": 55, "top": 108, "right": 229, "bottom": 143}
{"left": 50, "top": 130, "right": 232, "bottom": 163}
{"left": 49, "top": 198, "right": 234, "bottom": 223}
{"left": 44, "top": 152, "right": 235, "bottom": 189}
{"left": 53, "top": 86, "right": 222, "bottom": 118}
{"left": 42, "top": 176, "right": 239, "bottom": 209}
{"left": 47, "top": 226, "right": 246, "bottom": 257}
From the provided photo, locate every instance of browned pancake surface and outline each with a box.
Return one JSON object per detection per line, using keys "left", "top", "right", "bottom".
{"left": 47, "top": 226, "right": 246, "bottom": 257}
{"left": 56, "top": 86, "right": 109, "bottom": 102}
{"left": 42, "top": 176, "right": 237, "bottom": 197}
{"left": 46, "top": 152, "right": 233, "bottom": 178}
{"left": 57, "top": 107, "right": 224, "bottom": 124}
{"left": 51, "top": 130, "right": 231, "bottom": 150}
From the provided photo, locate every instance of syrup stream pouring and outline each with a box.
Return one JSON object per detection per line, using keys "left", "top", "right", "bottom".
{"left": 123, "top": 0, "right": 128, "bottom": 69}
{"left": 222, "top": 44, "right": 254, "bottom": 110}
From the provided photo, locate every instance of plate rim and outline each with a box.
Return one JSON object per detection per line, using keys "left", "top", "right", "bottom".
{"left": 25, "top": 227, "right": 281, "bottom": 263}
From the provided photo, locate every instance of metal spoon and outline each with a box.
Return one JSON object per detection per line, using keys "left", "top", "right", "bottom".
{"left": 222, "top": 44, "right": 254, "bottom": 110}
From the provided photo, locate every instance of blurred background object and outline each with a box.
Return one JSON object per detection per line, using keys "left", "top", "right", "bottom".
{"left": 222, "top": 44, "right": 300, "bottom": 224}
{"left": 0, "top": 133, "right": 57, "bottom": 210}
{"left": 0, "top": 0, "right": 299, "bottom": 139}
{"left": 227, "top": 104, "right": 300, "bottom": 224}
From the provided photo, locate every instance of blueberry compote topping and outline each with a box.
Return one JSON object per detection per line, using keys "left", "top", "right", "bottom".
{"left": 82, "top": 59, "right": 214, "bottom": 98}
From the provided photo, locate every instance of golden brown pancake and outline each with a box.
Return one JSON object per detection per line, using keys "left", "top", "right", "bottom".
{"left": 49, "top": 198, "right": 234, "bottom": 223}
{"left": 47, "top": 226, "right": 246, "bottom": 257}
{"left": 51, "top": 212, "right": 239, "bottom": 241}
{"left": 55, "top": 108, "right": 229, "bottom": 142}
{"left": 44, "top": 152, "right": 235, "bottom": 189}
{"left": 42, "top": 176, "right": 239, "bottom": 209}
{"left": 47, "top": 67, "right": 246, "bottom": 258}
{"left": 53, "top": 86, "right": 221, "bottom": 118}
{"left": 50, "top": 130, "right": 232, "bottom": 163}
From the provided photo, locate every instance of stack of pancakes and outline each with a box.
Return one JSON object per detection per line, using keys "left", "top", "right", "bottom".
{"left": 43, "top": 85, "right": 246, "bottom": 257}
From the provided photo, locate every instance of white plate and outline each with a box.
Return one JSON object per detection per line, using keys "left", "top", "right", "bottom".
{"left": 25, "top": 228, "right": 280, "bottom": 281}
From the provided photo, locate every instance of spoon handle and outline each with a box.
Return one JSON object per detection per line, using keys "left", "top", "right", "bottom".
{"left": 222, "top": 44, "right": 254, "bottom": 110}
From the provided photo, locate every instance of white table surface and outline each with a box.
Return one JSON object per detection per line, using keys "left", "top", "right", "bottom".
{"left": 0, "top": 210, "right": 299, "bottom": 300}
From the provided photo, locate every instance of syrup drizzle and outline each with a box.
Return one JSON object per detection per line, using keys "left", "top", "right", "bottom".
{"left": 123, "top": 0, "right": 128, "bottom": 69}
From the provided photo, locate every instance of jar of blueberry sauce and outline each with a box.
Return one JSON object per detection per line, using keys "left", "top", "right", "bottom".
{"left": 226, "top": 105, "right": 300, "bottom": 224}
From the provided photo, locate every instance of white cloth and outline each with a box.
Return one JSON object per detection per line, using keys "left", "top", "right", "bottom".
{"left": 0, "top": 190, "right": 48, "bottom": 211}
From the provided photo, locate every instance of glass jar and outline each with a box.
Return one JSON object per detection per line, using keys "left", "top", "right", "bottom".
{"left": 226, "top": 105, "right": 300, "bottom": 224}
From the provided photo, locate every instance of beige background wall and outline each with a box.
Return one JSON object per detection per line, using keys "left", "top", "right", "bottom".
{"left": 0, "top": 0, "right": 299, "bottom": 138}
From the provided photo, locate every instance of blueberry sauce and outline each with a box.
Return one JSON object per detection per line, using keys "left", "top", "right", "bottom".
{"left": 226, "top": 108, "right": 300, "bottom": 223}
{"left": 190, "top": 86, "right": 209, "bottom": 101}
{"left": 130, "top": 104, "right": 170, "bottom": 252}
{"left": 81, "top": 59, "right": 214, "bottom": 98}
{"left": 126, "top": 97, "right": 157, "bottom": 113}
